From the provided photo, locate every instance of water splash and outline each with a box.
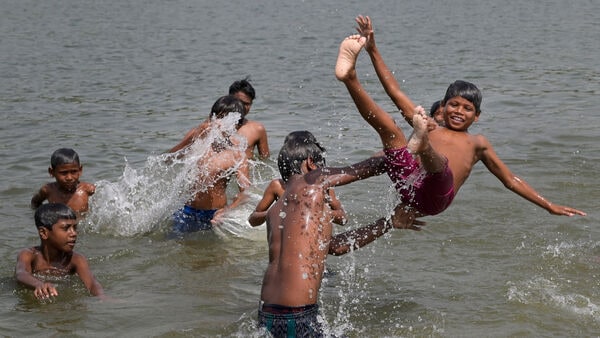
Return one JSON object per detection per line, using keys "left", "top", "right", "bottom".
{"left": 507, "top": 276, "right": 600, "bottom": 321}
{"left": 85, "top": 113, "right": 250, "bottom": 237}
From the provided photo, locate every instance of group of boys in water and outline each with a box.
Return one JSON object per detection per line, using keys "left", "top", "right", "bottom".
{"left": 17, "top": 15, "right": 585, "bottom": 337}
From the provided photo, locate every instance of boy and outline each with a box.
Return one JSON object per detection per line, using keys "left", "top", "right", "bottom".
{"left": 170, "top": 95, "right": 251, "bottom": 233}
{"left": 257, "top": 131, "right": 422, "bottom": 336}
{"left": 335, "top": 15, "right": 586, "bottom": 218}
{"left": 229, "top": 77, "right": 270, "bottom": 160}
{"left": 15, "top": 203, "right": 105, "bottom": 300}
{"left": 429, "top": 100, "right": 444, "bottom": 126}
{"left": 248, "top": 131, "right": 346, "bottom": 227}
{"left": 31, "top": 148, "right": 95, "bottom": 215}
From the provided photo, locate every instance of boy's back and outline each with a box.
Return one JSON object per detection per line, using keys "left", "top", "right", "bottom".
{"left": 261, "top": 169, "right": 332, "bottom": 307}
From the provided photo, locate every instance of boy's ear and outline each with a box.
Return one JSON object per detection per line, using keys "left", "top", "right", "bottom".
{"left": 300, "top": 157, "right": 317, "bottom": 174}
{"left": 48, "top": 167, "right": 54, "bottom": 177}
{"left": 306, "top": 157, "right": 318, "bottom": 171}
{"left": 38, "top": 227, "right": 49, "bottom": 240}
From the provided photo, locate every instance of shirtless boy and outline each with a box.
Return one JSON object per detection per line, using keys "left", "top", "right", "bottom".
{"left": 335, "top": 15, "right": 585, "bottom": 218}
{"left": 169, "top": 79, "right": 270, "bottom": 161}
{"left": 31, "top": 148, "right": 95, "bottom": 215}
{"left": 170, "top": 95, "right": 251, "bottom": 233}
{"left": 248, "top": 131, "right": 346, "bottom": 227}
{"left": 15, "top": 203, "right": 105, "bottom": 300}
{"left": 229, "top": 78, "right": 270, "bottom": 160}
{"left": 257, "top": 131, "right": 421, "bottom": 336}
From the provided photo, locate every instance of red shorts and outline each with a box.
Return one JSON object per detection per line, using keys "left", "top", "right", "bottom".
{"left": 384, "top": 147, "right": 455, "bottom": 215}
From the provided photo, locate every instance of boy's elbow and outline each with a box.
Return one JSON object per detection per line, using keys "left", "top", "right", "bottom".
{"left": 248, "top": 216, "right": 264, "bottom": 227}
{"left": 503, "top": 175, "right": 522, "bottom": 191}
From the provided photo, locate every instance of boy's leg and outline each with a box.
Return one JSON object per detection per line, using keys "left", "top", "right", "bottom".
{"left": 409, "top": 106, "right": 446, "bottom": 173}
{"left": 336, "top": 35, "right": 407, "bottom": 150}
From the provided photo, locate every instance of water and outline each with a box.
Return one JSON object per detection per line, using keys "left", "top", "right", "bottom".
{"left": 1, "top": 0, "right": 599, "bottom": 336}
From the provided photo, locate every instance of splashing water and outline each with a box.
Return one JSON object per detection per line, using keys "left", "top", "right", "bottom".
{"left": 85, "top": 113, "right": 249, "bottom": 237}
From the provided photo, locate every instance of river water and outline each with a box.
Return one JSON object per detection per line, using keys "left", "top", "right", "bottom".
{"left": 1, "top": 0, "right": 599, "bottom": 336}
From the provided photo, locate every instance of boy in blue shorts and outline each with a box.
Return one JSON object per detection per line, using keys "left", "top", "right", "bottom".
{"left": 170, "top": 95, "right": 251, "bottom": 233}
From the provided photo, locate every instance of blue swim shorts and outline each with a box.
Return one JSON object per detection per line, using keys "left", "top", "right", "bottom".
{"left": 172, "top": 205, "right": 217, "bottom": 233}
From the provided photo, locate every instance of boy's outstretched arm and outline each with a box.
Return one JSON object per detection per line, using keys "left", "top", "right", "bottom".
{"left": 480, "top": 137, "right": 586, "bottom": 216}
{"left": 15, "top": 249, "right": 59, "bottom": 300}
{"left": 321, "top": 155, "right": 387, "bottom": 188}
{"left": 356, "top": 15, "right": 417, "bottom": 126}
{"left": 168, "top": 120, "right": 210, "bottom": 153}
{"left": 329, "top": 204, "right": 423, "bottom": 256}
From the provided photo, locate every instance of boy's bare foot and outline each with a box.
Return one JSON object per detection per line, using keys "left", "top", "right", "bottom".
{"left": 407, "top": 106, "right": 429, "bottom": 154}
{"left": 335, "top": 34, "right": 366, "bottom": 81}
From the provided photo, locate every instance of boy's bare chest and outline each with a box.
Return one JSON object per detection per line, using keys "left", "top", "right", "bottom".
{"left": 31, "top": 250, "right": 73, "bottom": 276}
{"left": 48, "top": 184, "right": 83, "bottom": 203}
{"left": 431, "top": 130, "right": 477, "bottom": 159}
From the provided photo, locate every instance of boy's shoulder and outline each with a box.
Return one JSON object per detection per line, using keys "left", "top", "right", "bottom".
{"left": 16, "top": 246, "right": 41, "bottom": 263}
{"left": 238, "top": 119, "right": 266, "bottom": 131}
{"left": 18, "top": 246, "right": 38, "bottom": 256}
{"left": 41, "top": 181, "right": 60, "bottom": 193}
{"left": 77, "top": 181, "right": 96, "bottom": 195}
{"left": 267, "top": 178, "right": 285, "bottom": 193}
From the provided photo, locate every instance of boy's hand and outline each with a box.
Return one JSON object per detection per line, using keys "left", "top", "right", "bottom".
{"left": 548, "top": 204, "right": 586, "bottom": 217}
{"left": 427, "top": 116, "right": 438, "bottom": 131}
{"left": 211, "top": 208, "right": 226, "bottom": 225}
{"left": 355, "top": 15, "right": 375, "bottom": 52}
{"left": 390, "top": 204, "right": 425, "bottom": 231}
{"left": 34, "top": 282, "right": 58, "bottom": 300}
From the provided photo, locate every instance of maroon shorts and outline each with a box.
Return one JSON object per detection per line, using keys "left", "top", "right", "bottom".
{"left": 384, "top": 147, "right": 455, "bottom": 215}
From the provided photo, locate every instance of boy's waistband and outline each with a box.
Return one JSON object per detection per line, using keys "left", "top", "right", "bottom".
{"left": 258, "top": 301, "right": 317, "bottom": 314}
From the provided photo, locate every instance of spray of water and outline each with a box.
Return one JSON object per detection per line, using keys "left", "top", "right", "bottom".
{"left": 85, "top": 113, "right": 251, "bottom": 237}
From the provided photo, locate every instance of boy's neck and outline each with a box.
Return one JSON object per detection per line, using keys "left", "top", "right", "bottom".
{"left": 39, "top": 243, "right": 69, "bottom": 264}
{"left": 56, "top": 181, "right": 79, "bottom": 194}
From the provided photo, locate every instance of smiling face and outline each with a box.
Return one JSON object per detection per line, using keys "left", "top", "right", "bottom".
{"left": 442, "top": 96, "right": 479, "bottom": 131}
{"left": 41, "top": 218, "right": 78, "bottom": 253}
{"left": 49, "top": 163, "right": 82, "bottom": 192}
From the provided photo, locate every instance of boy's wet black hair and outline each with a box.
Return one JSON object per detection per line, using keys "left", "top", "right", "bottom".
{"left": 34, "top": 203, "right": 77, "bottom": 230}
{"left": 442, "top": 80, "right": 482, "bottom": 115}
{"left": 277, "top": 131, "right": 326, "bottom": 182}
{"left": 429, "top": 100, "right": 441, "bottom": 117}
{"left": 228, "top": 76, "right": 256, "bottom": 100}
{"left": 50, "top": 148, "right": 80, "bottom": 169}
{"left": 209, "top": 95, "right": 246, "bottom": 124}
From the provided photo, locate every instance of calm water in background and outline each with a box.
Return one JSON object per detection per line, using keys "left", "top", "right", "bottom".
{"left": 1, "top": 0, "right": 599, "bottom": 336}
